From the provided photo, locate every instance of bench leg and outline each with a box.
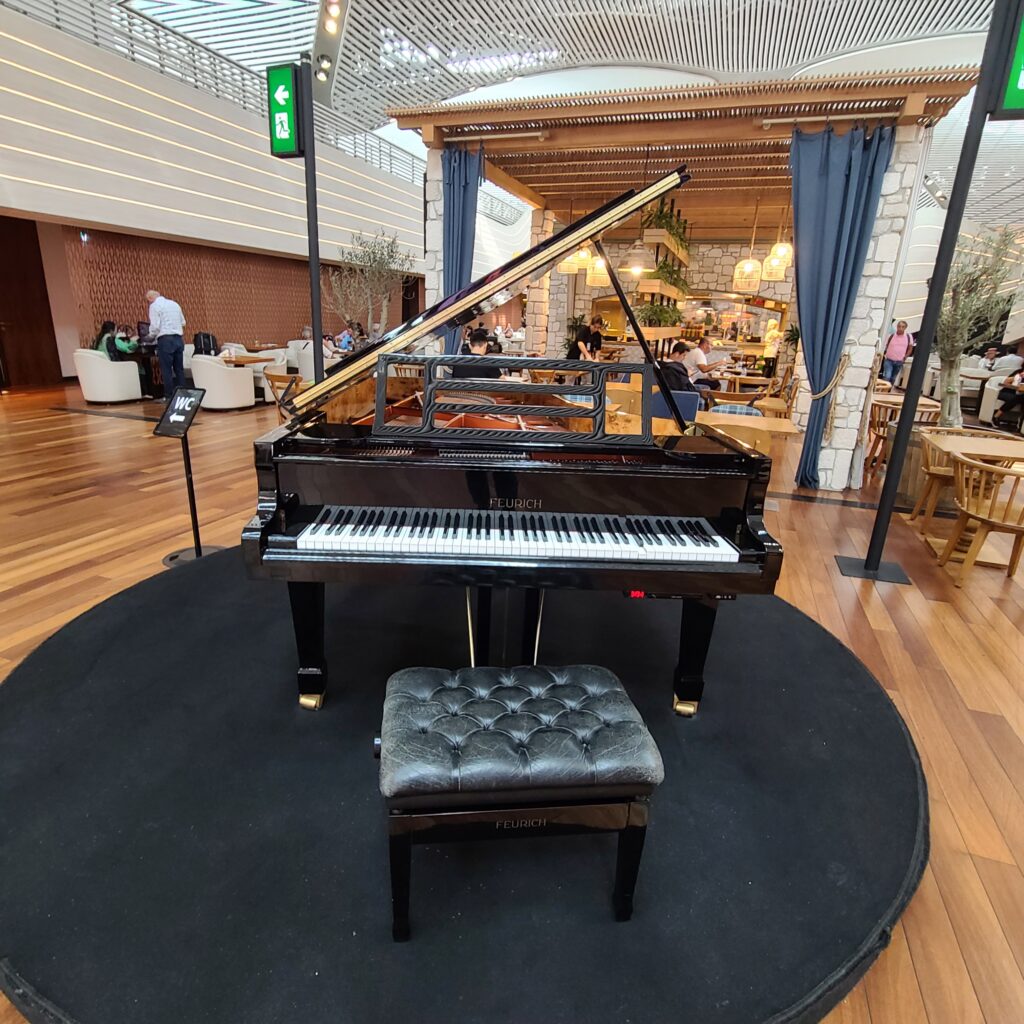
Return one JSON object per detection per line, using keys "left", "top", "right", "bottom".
{"left": 613, "top": 823, "right": 647, "bottom": 921}
{"left": 389, "top": 829, "right": 412, "bottom": 941}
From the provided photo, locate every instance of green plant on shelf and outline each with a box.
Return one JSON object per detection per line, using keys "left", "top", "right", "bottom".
{"left": 651, "top": 259, "right": 688, "bottom": 294}
{"left": 632, "top": 302, "right": 683, "bottom": 327}
{"left": 641, "top": 199, "right": 689, "bottom": 251}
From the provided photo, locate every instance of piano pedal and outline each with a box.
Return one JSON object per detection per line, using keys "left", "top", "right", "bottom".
{"left": 672, "top": 698, "right": 699, "bottom": 717}
{"left": 298, "top": 692, "right": 325, "bottom": 711}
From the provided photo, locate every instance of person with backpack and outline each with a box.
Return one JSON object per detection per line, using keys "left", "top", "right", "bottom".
{"left": 880, "top": 321, "right": 915, "bottom": 385}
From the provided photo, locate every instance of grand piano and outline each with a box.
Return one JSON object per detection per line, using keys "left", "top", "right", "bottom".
{"left": 242, "top": 166, "right": 782, "bottom": 715}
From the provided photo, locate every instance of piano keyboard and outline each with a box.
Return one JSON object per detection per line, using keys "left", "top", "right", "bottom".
{"left": 295, "top": 506, "right": 739, "bottom": 563}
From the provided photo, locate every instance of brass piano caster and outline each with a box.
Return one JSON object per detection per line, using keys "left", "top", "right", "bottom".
{"left": 298, "top": 692, "right": 325, "bottom": 710}
{"left": 673, "top": 698, "right": 699, "bottom": 717}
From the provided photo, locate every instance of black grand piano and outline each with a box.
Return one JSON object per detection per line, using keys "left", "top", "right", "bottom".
{"left": 242, "top": 166, "right": 782, "bottom": 715}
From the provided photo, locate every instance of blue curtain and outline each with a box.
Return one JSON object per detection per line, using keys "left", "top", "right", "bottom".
{"left": 791, "top": 125, "right": 895, "bottom": 488}
{"left": 442, "top": 144, "right": 484, "bottom": 354}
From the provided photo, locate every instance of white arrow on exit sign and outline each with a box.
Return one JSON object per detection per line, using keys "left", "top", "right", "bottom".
{"left": 274, "top": 84, "right": 290, "bottom": 105}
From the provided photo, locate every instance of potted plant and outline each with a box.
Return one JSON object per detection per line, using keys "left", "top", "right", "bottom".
{"left": 934, "top": 229, "right": 1019, "bottom": 427}
{"left": 326, "top": 230, "right": 414, "bottom": 335}
{"left": 651, "top": 259, "right": 688, "bottom": 294}
{"left": 564, "top": 313, "right": 587, "bottom": 353}
{"left": 632, "top": 303, "right": 682, "bottom": 328}
{"left": 641, "top": 200, "right": 689, "bottom": 252}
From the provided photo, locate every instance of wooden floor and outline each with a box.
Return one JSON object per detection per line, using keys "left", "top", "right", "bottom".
{"left": 2, "top": 386, "right": 1024, "bottom": 1024}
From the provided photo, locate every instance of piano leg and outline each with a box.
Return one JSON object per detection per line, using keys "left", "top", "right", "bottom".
{"left": 673, "top": 596, "right": 718, "bottom": 716}
{"left": 288, "top": 581, "right": 327, "bottom": 710}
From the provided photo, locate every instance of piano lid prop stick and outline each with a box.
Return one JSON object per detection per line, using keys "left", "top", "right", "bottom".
{"left": 593, "top": 239, "right": 692, "bottom": 435}
{"left": 466, "top": 587, "right": 476, "bottom": 668}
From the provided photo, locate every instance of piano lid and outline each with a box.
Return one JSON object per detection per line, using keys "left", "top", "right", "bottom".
{"left": 286, "top": 164, "right": 690, "bottom": 419}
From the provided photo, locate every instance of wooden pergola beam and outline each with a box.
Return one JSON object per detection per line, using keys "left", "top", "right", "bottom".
{"left": 483, "top": 159, "right": 546, "bottom": 209}
{"left": 447, "top": 114, "right": 923, "bottom": 154}
{"left": 391, "top": 75, "right": 975, "bottom": 130}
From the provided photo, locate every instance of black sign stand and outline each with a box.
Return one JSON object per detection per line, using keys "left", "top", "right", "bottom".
{"left": 836, "top": 0, "right": 1023, "bottom": 584}
{"left": 299, "top": 53, "right": 325, "bottom": 384}
{"left": 153, "top": 388, "right": 221, "bottom": 567}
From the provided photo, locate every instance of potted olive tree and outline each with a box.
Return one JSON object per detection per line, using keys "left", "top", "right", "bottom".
{"left": 935, "top": 229, "right": 1019, "bottom": 427}
{"left": 326, "top": 231, "right": 413, "bottom": 337}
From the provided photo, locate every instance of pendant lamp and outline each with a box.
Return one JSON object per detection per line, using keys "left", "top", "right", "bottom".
{"left": 732, "top": 199, "right": 762, "bottom": 293}
{"left": 586, "top": 256, "right": 610, "bottom": 288}
{"left": 766, "top": 196, "right": 793, "bottom": 271}
{"left": 619, "top": 238, "right": 656, "bottom": 277}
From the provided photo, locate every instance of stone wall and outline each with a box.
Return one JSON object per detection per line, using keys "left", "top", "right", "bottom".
{"left": 792, "top": 125, "right": 926, "bottom": 490}
{"left": 687, "top": 243, "right": 794, "bottom": 306}
{"left": 524, "top": 208, "right": 556, "bottom": 353}
{"left": 423, "top": 149, "right": 443, "bottom": 306}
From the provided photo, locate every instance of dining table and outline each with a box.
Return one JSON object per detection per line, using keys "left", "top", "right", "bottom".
{"left": 924, "top": 432, "right": 1024, "bottom": 462}
{"left": 872, "top": 392, "right": 941, "bottom": 411}
{"left": 221, "top": 353, "right": 278, "bottom": 367}
{"left": 714, "top": 373, "right": 772, "bottom": 393}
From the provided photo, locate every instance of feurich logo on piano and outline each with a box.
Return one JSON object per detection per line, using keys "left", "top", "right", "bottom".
{"left": 489, "top": 497, "right": 542, "bottom": 510}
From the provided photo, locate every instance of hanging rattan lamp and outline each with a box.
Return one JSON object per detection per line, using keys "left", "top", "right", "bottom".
{"left": 557, "top": 203, "right": 583, "bottom": 273}
{"left": 619, "top": 238, "right": 657, "bottom": 277}
{"left": 766, "top": 196, "right": 794, "bottom": 274}
{"left": 586, "top": 256, "right": 610, "bottom": 288}
{"left": 732, "top": 199, "right": 762, "bottom": 293}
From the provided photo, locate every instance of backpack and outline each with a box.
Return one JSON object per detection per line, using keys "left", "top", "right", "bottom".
{"left": 193, "top": 332, "right": 218, "bottom": 355}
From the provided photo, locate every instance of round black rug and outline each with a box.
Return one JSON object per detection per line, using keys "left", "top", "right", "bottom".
{"left": 0, "top": 549, "right": 927, "bottom": 1024}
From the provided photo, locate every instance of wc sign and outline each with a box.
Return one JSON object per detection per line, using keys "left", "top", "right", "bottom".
{"left": 153, "top": 388, "right": 205, "bottom": 438}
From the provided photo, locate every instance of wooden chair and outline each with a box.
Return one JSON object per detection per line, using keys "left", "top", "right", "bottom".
{"left": 754, "top": 370, "right": 800, "bottom": 418}
{"left": 910, "top": 427, "right": 1011, "bottom": 536}
{"left": 395, "top": 364, "right": 424, "bottom": 379}
{"left": 263, "top": 370, "right": 303, "bottom": 423}
{"left": 866, "top": 401, "right": 940, "bottom": 480}
{"left": 938, "top": 455, "right": 1024, "bottom": 587}
{"left": 873, "top": 378, "right": 893, "bottom": 393}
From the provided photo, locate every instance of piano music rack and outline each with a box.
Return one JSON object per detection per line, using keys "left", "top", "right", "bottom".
{"left": 372, "top": 354, "right": 654, "bottom": 447}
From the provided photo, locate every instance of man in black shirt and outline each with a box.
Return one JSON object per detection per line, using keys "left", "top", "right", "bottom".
{"left": 658, "top": 342, "right": 700, "bottom": 394}
{"left": 452, "top": 333, "right": 502, "bottom": 380}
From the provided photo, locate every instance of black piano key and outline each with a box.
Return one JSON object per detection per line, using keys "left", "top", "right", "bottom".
{"left": 625, "top": 519, "right": 645, "bottom": 547}
{"left": 443, "top": 512, "right": 452, "bottom": 540}
{"left": 639, "top": 518, "right": 663, "bottom": 546}
{"left": 695, "top": 521, "right": 716, "bottom": 545}
{"left": 656, "top": 518, "right": 680, "bottom": 546}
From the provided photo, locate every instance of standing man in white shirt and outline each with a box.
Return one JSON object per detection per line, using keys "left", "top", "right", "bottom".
{"left": 145, "top": 289, "right": 187, "bottom": 400}
{"left": 682, "top": 337, "right": 729, "bottom": 392}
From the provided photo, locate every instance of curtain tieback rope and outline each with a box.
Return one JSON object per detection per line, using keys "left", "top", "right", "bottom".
{"left": 808, "top": 353, "right": 851, "bottom": 401}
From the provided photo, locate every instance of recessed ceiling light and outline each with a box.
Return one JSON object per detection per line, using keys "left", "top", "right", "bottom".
{"left": 327, "top": 2, "right": 341, "bottom": 17}
{"left": 318, "top": 54, "right": 332, "bottom": 70}
{"left": 315, "top": 68, "right": 328, "bottom": 82}
{"left": 324, "top": 17, "right": 338, "bottom": 33}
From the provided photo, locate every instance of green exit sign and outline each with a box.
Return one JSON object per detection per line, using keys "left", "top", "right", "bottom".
{"left": 992, "top": 1, "right": 1024, "bottom": 119}
{"left": 266, "top": 64, "right": 302, "bottom": 157}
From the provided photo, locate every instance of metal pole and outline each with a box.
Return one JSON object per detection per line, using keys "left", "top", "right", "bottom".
{"left": 594, "top": 239, "right": 692, "bottom": 434}
{"left": 181, "top": 436, "right": 202, "bottom": 558}
{"left": 861, "top": 0, "right": 1015, "bottom": 573}
{"left": 299, "top": 54, "right": 324, "bottom": 383}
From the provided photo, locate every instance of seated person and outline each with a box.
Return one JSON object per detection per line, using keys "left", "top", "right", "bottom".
{"left": 682, "top": 337, "right": 728, "bottom": 391}
{"left": 335, "top": 326, "right": 354, "bottom": 353}
{"left": 322, "top": 333, "right": 341, "bottom": 359}
{"left": 658, "top": 342, "right": 701, "bottom": 395}
{"left": 452, "top": 332, "right": 502, "bottom": 380}
{"left": 978, "top": 346, "right": 1002, "bottom": 372}
{"left": 94, "top": 321, "right": 138, "bottom": 360}
{"left": 993, "top": 370, "right": 1024, "bottom": 427}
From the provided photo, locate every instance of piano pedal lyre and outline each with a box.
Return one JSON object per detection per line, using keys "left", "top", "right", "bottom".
{"left": 672, "top": 698, "right": 699, "bottom": 717}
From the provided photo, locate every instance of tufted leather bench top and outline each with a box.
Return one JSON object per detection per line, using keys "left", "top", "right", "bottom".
{"left": 380, "top": 666, "right": 664, "bottom": 808}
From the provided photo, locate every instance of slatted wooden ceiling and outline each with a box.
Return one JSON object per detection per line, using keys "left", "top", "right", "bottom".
{"left": 390, "top": 70, "right": 977, "bottom": 236}
{"left": 128, "top": 1, "right": 992, "bottom": 132}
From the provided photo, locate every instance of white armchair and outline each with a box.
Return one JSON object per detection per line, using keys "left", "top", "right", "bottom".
{"left": 73, "top": 348, "right": 142, "bottom": 403}
{"left": 182, "top": 343, "right": 195, "bottom": 370}
{"left": 190, "top": 354, "right": 255, "bottom": 410}
{"left": 296, "top": 344, "right": 340, "bottom": 381}
{"left": 979, "top": 376, "right": 1007, "bottom": 424}
{"left": 286, "top": 339, "right": 311, "bottom": 370}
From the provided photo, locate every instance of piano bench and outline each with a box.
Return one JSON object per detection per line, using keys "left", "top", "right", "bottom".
{"left": 378, "top": 665, "right": 664, "bottom": 941}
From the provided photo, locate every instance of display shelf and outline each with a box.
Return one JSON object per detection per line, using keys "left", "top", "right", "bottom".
{"left": 641, "top": 229, "right": 690, "bottom": 266}
{"left": 634, "top": 278, "right": 687, "bottom": 303}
